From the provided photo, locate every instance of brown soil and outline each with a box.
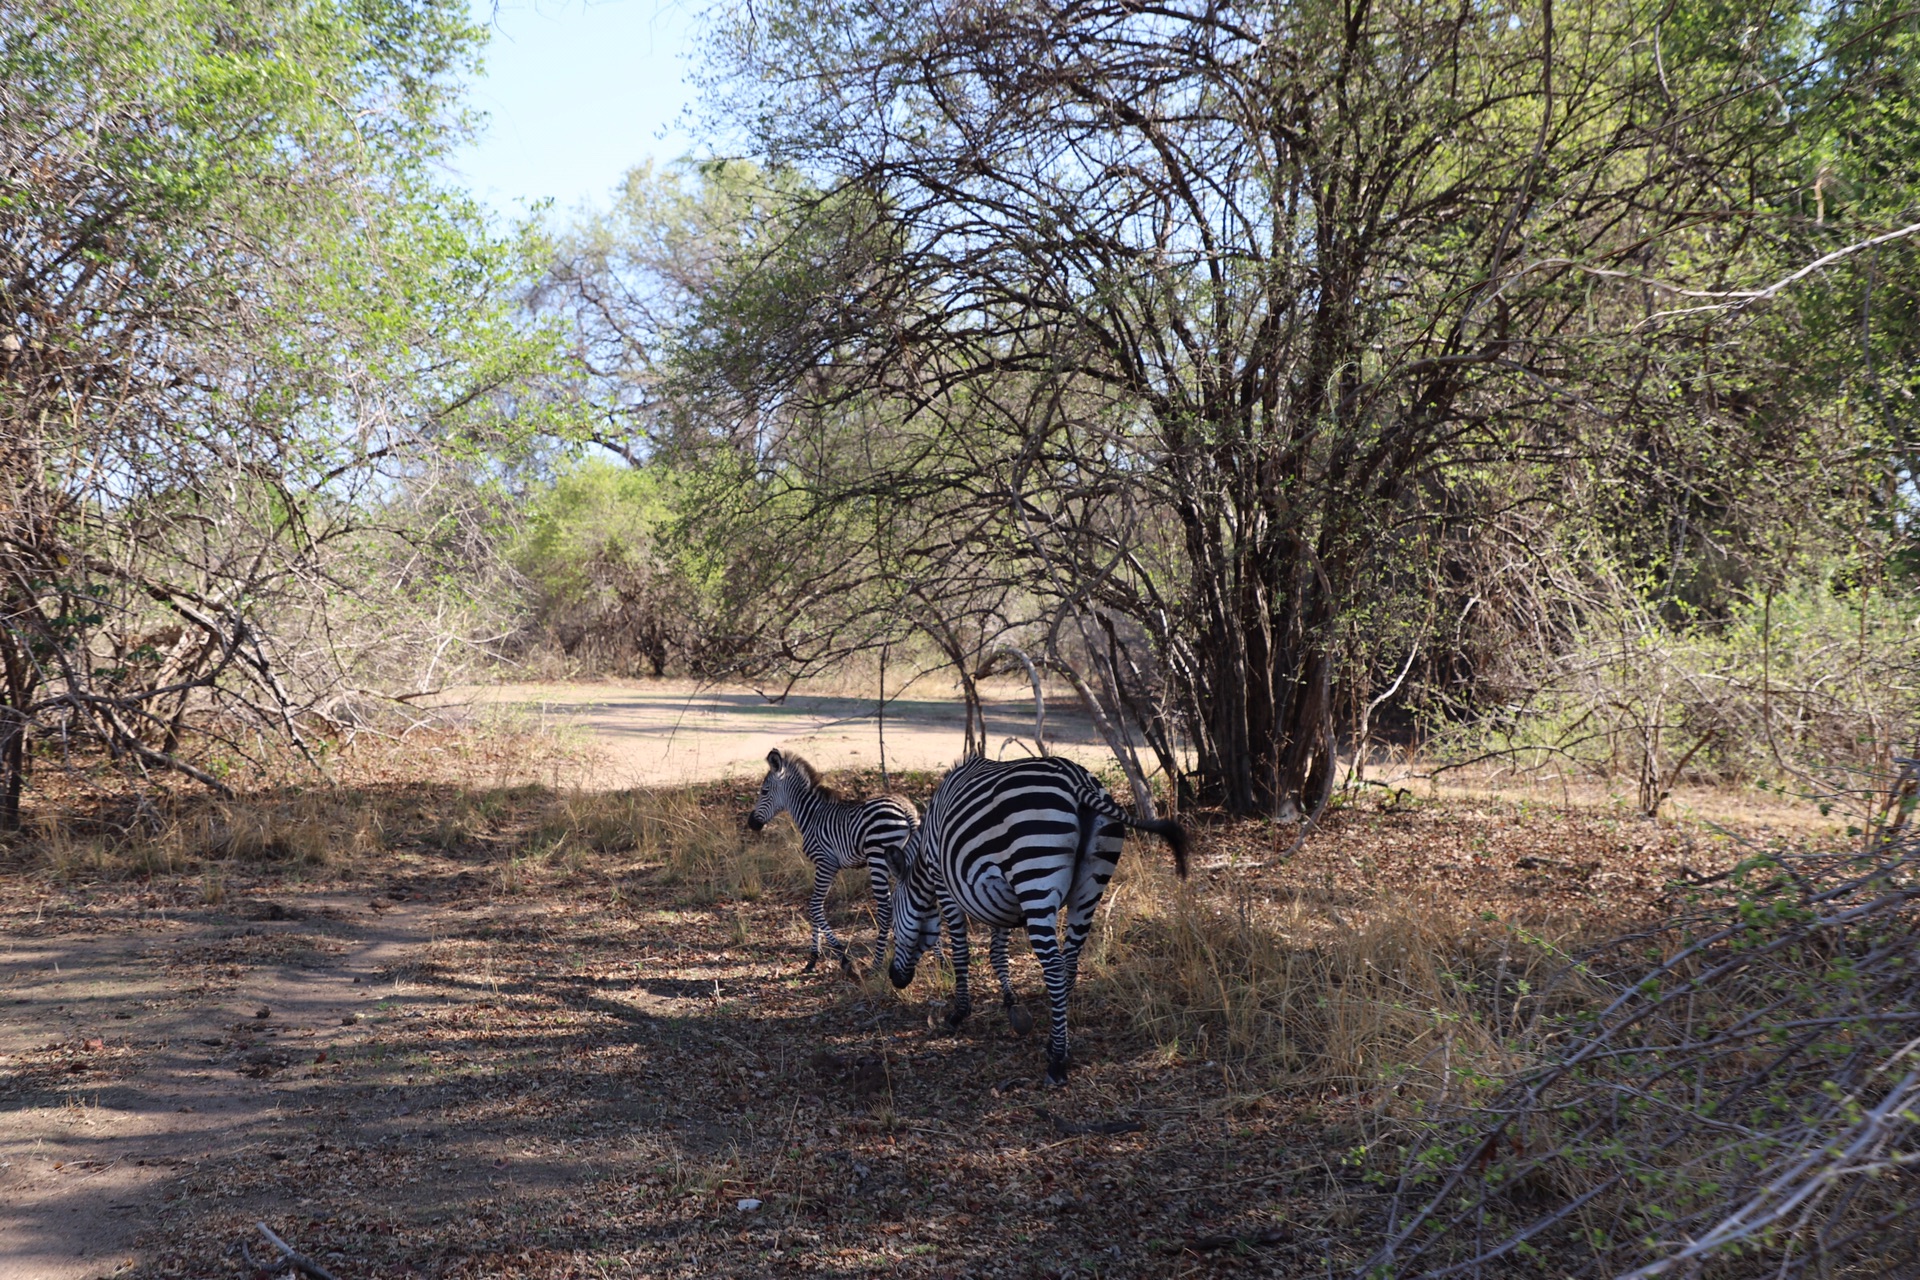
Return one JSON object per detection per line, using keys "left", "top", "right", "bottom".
{"left": 0, "top": 885, "right": 434, "bottom": 1279}
{"left": 0, "top": 769, "right": 1815, "bottom": 1279}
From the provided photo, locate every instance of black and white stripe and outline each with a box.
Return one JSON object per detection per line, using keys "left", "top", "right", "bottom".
{"left": 887, "top": 755, "right": 1187, "bottom": 1085}
{"left": 748, "top": 749, "right": 916, "bottom": 973}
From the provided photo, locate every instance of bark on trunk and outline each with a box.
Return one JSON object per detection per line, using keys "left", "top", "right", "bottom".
{"left": 1179, "top": 521, "right": 1338, "bottom": 818}
{"left": 0, "top": 628, "right": 30, "bottom": 832}
{"left": 0, "top": 717, "right": 22, "bottom": 833}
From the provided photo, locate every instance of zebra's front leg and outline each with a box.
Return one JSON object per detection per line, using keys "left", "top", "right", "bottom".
{"left": 1023, "top": 910, "right": 1074, "bottom": 1086}
{"left": 866, "top": 854, "right": 893, "bottom": 966}
{"left": 940, "top": 900, "right": 973, "bottom": 1029}
{"left": 991, "top": 928, "right": 1034, "bottom": 1035}
{"left": 802, "top": 861, "right": 853, "bottom": 975}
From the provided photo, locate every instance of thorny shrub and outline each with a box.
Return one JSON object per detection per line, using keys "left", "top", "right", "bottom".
{"left": 1363, "top": 801, "right": 1920, "bottom": 1277}
{"left": 1437, "top": 562, "right": 1920, "bottom": 820}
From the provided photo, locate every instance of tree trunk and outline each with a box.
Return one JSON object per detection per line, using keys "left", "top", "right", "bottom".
{"left": 0, "top": 632, "right": 30, "bottom": 833}
{"left": 1179, "top": 513, "right": 1338, "bottom": 817}
{"left": 983, "top": 645, "right": 1047, "bottom": 757}
{"left": 0, "top": 716, "right": 22, "bottom": 833}
{"left": 919, "top": 611, "right": 985, "bottom": 757}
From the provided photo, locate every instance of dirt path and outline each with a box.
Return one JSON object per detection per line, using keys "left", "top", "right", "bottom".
{"left": 1, "top": 855, "right": 1316, "bottom": 1280}
{"left": 0, "top": 884, "right": 445, "bottom": 1280}
{"left": 0, "top": 772, "right": 1745, "bottom": 1279}
{"left": 443, "top": 679, "right": 1117, "bottom": 787}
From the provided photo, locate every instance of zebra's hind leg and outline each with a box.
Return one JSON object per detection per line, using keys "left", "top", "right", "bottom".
{"left": 801, "top": 861, "right": 852, "bottom": 975}
{"left": 991, "top": 928, "right": 1034, "bottom": 1035}
{"left": 1060, "top": 818, "right": 1122, "bottom": 992}
{"left": 1023, "top": 910, "right": 1074, "bottom": 1086}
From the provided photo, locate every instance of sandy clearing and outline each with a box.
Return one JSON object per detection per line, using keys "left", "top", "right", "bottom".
{"left": 447, "top": 681, "right": 1854, "bottom": 839}
{"left": 441, "top": 679, "right": 1123, "bottom": 788}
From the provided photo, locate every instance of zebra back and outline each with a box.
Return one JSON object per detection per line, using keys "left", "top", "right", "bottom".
{"left": 750, "top": 748, "right": 917, "bottom": 870}
{"left": 919, "top": 755, "right": 1185, "bottom": 880}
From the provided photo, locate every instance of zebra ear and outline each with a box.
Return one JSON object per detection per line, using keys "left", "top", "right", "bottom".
{"left": 767, "top": 748, "right": 784, "bottom": 769}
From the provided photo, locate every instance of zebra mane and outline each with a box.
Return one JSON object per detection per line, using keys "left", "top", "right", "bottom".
{"left": 782, "top": 753, "right": 836, "bottom": 800}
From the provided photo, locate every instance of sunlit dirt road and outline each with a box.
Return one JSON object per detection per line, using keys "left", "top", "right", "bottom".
{"left": 445, "top": 678, "right": 1118, "bottom": 786}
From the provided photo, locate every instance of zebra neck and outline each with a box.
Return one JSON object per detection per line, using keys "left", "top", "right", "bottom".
{"left": 786, "top": 785, "right": 838, "bottom": 834}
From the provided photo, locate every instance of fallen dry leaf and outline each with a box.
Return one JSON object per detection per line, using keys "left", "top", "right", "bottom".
{"left": 0, "top": 776, "right": 1795, "bottom": 1280}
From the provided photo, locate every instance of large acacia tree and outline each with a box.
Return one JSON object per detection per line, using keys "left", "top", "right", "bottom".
{"left": 692, "top": 0, "right": 1830, "bottom": 814}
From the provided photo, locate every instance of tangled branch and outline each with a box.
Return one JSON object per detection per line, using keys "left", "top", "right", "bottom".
{"left": 1365, "top": 810, "right": 1920, "bottom": 1277}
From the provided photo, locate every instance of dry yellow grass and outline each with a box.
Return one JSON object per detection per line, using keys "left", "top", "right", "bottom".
{"left": 641, "top": 788, "right": 808, "bottom": 905}
{"left": 3, "top": 718, "right": 592, "bottom": 880}
{"left": 2, "top": 734, "right": 1700, "bottom": 1113}
{"left": 1082, "top": 840, "right": 1600, "bottom": 1101}
{"left": 9, "top": 737, "right": 1854, "bottom": 1279}
{"left": 368, "top": 764, "right": 1584, "bottom": 1110}
{"left": 21, "top": 788, "right": 390, "bottom": 880}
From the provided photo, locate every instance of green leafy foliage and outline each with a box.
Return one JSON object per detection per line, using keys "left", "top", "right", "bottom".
{"left": 510, "top": 459, "right": 711, "bottom": 676}
{"left": 656, "top": 0, "right": 1920, "bottom": 814}
{"left": 0, "top": 0, "right": 570, "bottom": 821}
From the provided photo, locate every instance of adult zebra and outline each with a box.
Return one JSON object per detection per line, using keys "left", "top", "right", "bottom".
{"left": 747, "top": 749, "right": 916, "bottom": 973}
{"left": 888, "top": 755, "right": 1187, "bottom": 1085}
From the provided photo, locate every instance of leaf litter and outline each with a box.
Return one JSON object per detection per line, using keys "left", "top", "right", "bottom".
{"left": 0, "top": 773, "right": 1831, "bottom": 1278}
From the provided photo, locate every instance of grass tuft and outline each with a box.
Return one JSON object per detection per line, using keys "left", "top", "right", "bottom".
{"left": 1086, "top": 840, "right": 1594, "bottom": 1098}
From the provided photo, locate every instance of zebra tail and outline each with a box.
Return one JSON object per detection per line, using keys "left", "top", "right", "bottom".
{"left": 1126, "top": 815, "right": 1189, "bottom": 879}
{"left": 1083, "top": 782, "right": 1190, "bottom": 879}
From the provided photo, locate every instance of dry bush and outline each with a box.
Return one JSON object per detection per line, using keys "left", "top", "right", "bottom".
{"left": 1365, "top": 817, "right": 1920, "bottom": 1278}
{"left": 318, "top": 706, "right": 603, "bottom": 792}
{"left": 1439, "top": 544, "right": 1920, "bottom": 820}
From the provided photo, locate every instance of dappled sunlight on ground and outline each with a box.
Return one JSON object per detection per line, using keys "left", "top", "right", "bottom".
{"left": 0, "top": 762, "right": 1835, "bottom": 1279}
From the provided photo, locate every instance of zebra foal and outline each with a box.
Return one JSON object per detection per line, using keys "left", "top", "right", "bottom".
{"left": 887, "top": 755, "right": 1187, "bottom": 1085}
{"left": 746, "top": 749, "right": 916, "bottom": 973}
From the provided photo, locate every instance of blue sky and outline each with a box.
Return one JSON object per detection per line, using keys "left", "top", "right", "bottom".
{"left": 449, "top": 0, "right": 707, "bottom": 221}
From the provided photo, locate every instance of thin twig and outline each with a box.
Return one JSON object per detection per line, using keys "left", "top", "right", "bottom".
{"left": 253, "top": 1222, "right": 342, "bottom": 1280}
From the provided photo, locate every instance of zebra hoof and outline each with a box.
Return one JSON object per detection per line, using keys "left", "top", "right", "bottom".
{"left": 943, "top": 1004, "right": 972, "bottom": 1030}
{"left": 802, "top": 956, "right": 820, "bottom": 975}
{"left": 1043, "top": 1057, "right": 1070, "bottom": 1088}
{"left": 1007, "top": 1005, "right": 1035, "bottom": 1036}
